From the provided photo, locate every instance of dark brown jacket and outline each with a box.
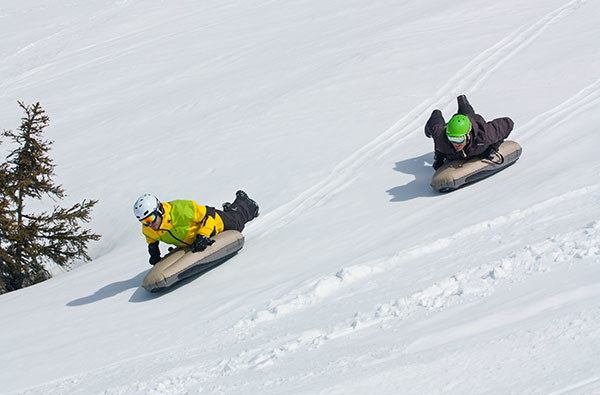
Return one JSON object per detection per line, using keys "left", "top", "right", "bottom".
{"left": 425, "top": 95, "right": 514, "bottom": 161}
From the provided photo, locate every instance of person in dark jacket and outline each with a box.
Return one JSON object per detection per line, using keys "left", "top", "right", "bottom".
{"left": 133, "top": 190, "right": 259, "bottom": 265}
{"left": 424, "top": 95, "right": 514, "bottom": 170}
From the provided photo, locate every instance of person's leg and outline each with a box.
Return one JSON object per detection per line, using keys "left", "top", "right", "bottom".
{"left": 219, "top": 191, "right": 259, "bottom": 231}
{"left": 218, "top": 209, "right": 247, "bottom": 232}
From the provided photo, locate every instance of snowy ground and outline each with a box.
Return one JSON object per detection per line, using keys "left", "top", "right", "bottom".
{"left": 1, "top": 0, "right": 600, "bottom": 394}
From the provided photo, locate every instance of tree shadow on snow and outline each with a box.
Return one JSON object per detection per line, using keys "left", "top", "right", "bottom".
{"left": 67, "top": 270, "right": 148, "bottom": 306}
{"left": 387, "top": 152, "right": 437, "bottom": 202}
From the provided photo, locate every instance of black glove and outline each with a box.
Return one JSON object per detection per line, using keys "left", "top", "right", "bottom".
{"left": 425, "top": 109, "right": 444, "bottom": 138}
{"left": 148, "top": 242, "right": 161, "bottom": 265}
{"left": 191, "top": 234, "right": 215, "bottom": 253}
{"left": 457, "top": 95, "right": 474, "bottom": 116}
{"left": 484, "top": 146, "right": 498, "bottom": 159}
{"left": 482, "top": 146, "right": 505, "bottom": 164}
{"left": 432, "top": 151, "right": 446, "bottom": 170}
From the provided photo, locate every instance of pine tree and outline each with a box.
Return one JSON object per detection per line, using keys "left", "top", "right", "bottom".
{"left": 0, "top": 153, "right": 14, "bottom": 294}
{"left": 0, "top": 101, "right": 101, "bottom": 293}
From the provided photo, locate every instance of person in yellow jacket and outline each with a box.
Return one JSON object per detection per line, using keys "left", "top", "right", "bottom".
{"left": 133, "top": 190, "right": 259, "bottom": 265}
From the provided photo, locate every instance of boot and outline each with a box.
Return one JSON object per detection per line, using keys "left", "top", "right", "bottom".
{"left": 236, "top": 190, "right": 259, "bottom": 218}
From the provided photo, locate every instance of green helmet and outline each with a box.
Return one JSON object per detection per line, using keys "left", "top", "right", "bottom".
{"left": 446, "top": 114, "right": 471, "bottom": 137}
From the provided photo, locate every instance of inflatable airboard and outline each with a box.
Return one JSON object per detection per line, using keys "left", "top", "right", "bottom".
{"left": 142, "top": 230, "right": 244, "bottom": 292}
{"left": 431, "top": 140, "right": 522, "bottom": 193}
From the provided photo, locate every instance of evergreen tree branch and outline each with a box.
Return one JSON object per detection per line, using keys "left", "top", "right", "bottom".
{"left": 0, "top": 102, "right": 101, "bottom": 293}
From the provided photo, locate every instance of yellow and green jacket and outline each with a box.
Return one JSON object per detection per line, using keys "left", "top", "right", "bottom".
{"left": 142, "top": 200, "right": 224, "bottom": 246}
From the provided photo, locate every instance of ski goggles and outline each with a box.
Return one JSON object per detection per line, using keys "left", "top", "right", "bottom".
{"left": 140, "top": 212, "right": 158, "bottom": 226}
{"left": 447, "top": 134, "right": 467, "bottom": 144}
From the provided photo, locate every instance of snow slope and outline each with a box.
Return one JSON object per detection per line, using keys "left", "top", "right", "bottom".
{"left": 1, "top": 0, "right": 600, "bottom": 394}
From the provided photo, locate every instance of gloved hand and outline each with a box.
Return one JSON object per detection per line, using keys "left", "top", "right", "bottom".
{"left": 482, "top": 146, "right": 504, "bottom": 164}
{"left": 148, "top": 242, "right": 161, "bottom": 265}
{"left": 485, "top": 146, "right": 498, "bottom": 160}
{"left": 432, "top": 151, "right": 446, "bottom": 170}
{"left": 191, "top": 234, "right": 215, "bottom": 253}
{"left": 457, "top": 95, "right": 474, "bottom": 116}
{"left": 481, "top": 146, "right": 499, "bottom": 160}
{"left": 425, "top": 109, "right": 444, "bottom": 138}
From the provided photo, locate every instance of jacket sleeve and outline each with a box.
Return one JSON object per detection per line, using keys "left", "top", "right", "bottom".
{"left": 143, "top": 226, "right": 158, "bottom": 244}
{"left": 486, "top": 117, "right": 514, "bottom": 143}
{"left": 425, "top": 109, "right": 445, "bottom": 138}
{"left": 457, "top": 95, "right": 475, "bottom": 117}
{"left": 148, "top": 241, "right": 160, "bottom": 257}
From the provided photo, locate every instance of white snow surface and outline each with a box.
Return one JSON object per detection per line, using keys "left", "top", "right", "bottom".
{"left": 1, "top": 0, "right": 600, "bottom": 394}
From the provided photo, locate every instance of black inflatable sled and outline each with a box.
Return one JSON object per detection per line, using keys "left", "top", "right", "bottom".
{"left": 142, "top": 230, "right": 244, "bottom": 292}
{"left": 431, "top": 140, "right": 522, "bottom": 193}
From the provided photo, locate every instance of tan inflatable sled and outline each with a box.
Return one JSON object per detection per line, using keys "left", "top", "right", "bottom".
{"left": 142, "top": 230, "right": 244, "bottom": 292}
{"left": 431, "top": 140, "right": 522, "bottom": 193}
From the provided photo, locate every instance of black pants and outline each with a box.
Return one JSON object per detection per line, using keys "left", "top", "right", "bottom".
{"left": 216, "top": 196, "right": 254, "bottom": 232}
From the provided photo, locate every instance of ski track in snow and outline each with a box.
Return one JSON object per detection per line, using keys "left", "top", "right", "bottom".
{"left": 548, "top": 376, "right": 600, "bottom": 395}
{"left": 0, "top": 5, "right": 198, "bottom": 91}
{"left": 233, "top": 264, "right": 385, "bottom": 328}
{"left": 247, "top": 0, "right": 588, "bottom": 239}
{"left": 389, "top": 184, "right": 600, "bottom": 263}
{"left": 234, "top": 184, "right": 600, "bottom": 329}
{"left": 226, "top": 219, "right": 600, "bottom": 372}
{"left": 20, "top": 187, "right": 600, "bottom": 395}
{"left": 77, "top": 217, "right": 600, "bottom": 395}
{"left": 519, "top": 76, "right": 600, "bottom": 141}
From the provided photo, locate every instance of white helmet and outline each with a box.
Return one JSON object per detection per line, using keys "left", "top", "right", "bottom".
{"left": 133, "top": 194, "right": 162, "bottom": 221}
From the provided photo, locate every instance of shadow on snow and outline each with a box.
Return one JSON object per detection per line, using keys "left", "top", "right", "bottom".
{"left": 387, "top": 152, "right": 438, "bottom": 201}
{"left": 66, "top": 270, "right": 148, "bottom": 306}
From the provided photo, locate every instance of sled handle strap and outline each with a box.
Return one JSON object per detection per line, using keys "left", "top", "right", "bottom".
{"left": 491, "top": 152, "right": 504, "bottom": 165}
